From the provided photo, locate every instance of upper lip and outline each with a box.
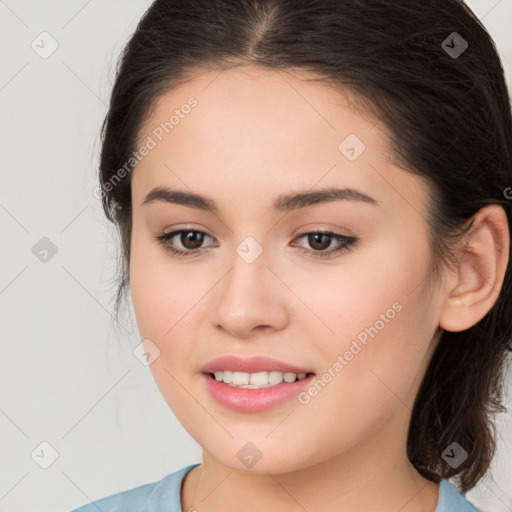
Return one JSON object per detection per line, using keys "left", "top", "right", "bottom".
{"left": 200, "top": 355, "right": 314, "bottom": 375}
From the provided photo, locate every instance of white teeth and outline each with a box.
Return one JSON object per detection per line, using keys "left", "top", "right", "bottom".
{"left": 213, "top": 370, "right": 308, "bottom": 388}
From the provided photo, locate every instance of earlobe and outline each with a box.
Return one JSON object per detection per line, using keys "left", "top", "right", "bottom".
{"left": 439, "top": 205, "right": 510, "bottom": 333}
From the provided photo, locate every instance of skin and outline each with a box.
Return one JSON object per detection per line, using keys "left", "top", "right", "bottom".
{"left": 128, "top": 65, "right": 509, "bottom": 511}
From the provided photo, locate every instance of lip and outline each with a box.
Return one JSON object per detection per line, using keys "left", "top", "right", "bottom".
{"left": 200, "top": 355, "right": 313, "bottom": 374}
{"left": 202, "top": 373, "right": 316, "bottom": 412}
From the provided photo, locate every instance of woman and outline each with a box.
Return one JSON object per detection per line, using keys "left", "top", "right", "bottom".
{"left": 71, "top": 0, "right": 512, "bottom": 510}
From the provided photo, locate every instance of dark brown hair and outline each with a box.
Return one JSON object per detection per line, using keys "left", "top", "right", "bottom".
{"left": 98, "top": 0, "right": 512, "bottom": 493}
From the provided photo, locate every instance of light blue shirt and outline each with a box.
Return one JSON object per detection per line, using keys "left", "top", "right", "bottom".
{"left": 70, "top": 463, "right": 480, "bottom": 512}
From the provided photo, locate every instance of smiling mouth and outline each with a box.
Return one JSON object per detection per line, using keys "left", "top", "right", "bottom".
{"left": 206, "top": 370, "right": 315, "bottom": 389}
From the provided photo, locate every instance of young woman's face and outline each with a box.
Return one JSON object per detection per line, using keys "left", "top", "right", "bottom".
{"left": 129, "top": 65, "right": 445, "bottom": 473}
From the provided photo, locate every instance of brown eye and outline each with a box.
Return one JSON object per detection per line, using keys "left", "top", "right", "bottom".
{"left": 307, "top": 233, "right": 332, "bottom": 251}
{"left": 154, "top": 229, "right": 216, "bottom": 256}
{"left": 180, "top": 231, "right": 205, "bottom": 249}
{"left": 291, "top": 231, "right": 358, "bottom": 258}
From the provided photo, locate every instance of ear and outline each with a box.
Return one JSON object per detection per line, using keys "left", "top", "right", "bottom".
{"left": 439, "top": 205, "right": 510, "bottom": 333}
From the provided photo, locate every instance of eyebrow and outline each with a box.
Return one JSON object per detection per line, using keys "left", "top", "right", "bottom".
{"left": 142, "top": 185, "right": 379, "bottom": 212}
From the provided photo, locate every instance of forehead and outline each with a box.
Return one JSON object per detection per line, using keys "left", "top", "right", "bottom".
{"left": 131, "top": 65, "right": 429, "bottom": 219}
{"left": 136, "top": 64, "right": 379, "bottom": 149}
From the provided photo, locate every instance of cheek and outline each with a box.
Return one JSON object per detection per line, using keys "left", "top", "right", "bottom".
{"left": 129, "top": 228, "right": 203, "bottom": 338}
{"left": 129, "top": 236, "right": 202, "bottom": 410}
{"left": 290, "top": 236, "right": 430, "bottom": 340}
{"left": 296, "top": 230, "right": 435, "bottom": 388}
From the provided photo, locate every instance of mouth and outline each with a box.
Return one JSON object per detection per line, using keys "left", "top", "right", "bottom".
{"left": 202, "top": 371, "right": 317, "bottom": 412}
{"left": 205, "top": 370, "right": 316, "bottom": 389}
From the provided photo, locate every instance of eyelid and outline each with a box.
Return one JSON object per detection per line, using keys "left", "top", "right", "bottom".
{"left": 292, "top": 222, "right": 356, "bottom": 238}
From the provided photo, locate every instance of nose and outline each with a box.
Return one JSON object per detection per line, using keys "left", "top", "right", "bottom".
{"left": 212, "top": 249, "right": 288, "bottom": 339}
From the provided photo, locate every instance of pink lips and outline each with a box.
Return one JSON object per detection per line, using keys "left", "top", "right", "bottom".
{"left": 202, "top": 373, "right": 315, "bottom": 412}
{"left": 200, "top": 355, "right": 316, "bottom": 413}
{"left": 200, "top": 355, "right": 313, "bottom": 374}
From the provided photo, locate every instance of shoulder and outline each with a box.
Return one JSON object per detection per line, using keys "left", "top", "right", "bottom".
{"left": 436, "top": 479, "right": 480, "bottom": 512}
{"left": 70, "top": 463, "right": 200, "bottom": 512}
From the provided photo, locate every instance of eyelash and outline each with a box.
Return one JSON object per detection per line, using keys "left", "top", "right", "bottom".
{"left": 154, "top": 228, "right": 358, "bottom": 259}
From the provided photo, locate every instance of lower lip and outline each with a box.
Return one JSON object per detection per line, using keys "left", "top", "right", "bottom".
{"left": 202, "top": 373, "right": 316, "bottom": 412}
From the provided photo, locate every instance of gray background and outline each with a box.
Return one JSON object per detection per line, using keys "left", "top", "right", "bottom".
{"left": 1, "top": 1, "right": 511, "bottom": 511}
